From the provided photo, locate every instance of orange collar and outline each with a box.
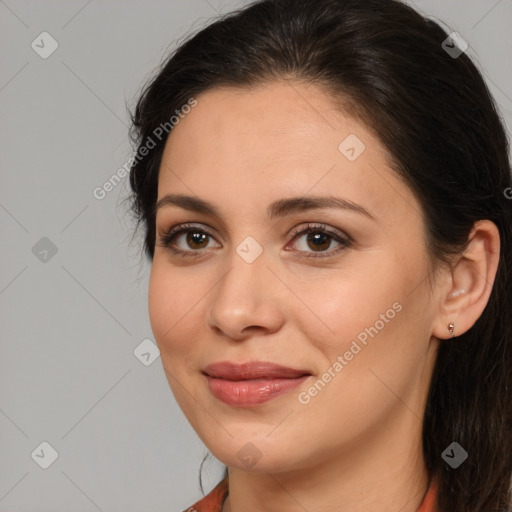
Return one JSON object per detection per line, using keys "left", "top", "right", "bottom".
{"left": 417, "top": 478, "right": 438, "bottom": 512}
{"left": 184, "top": 476, "right": 437, "bottom": 512}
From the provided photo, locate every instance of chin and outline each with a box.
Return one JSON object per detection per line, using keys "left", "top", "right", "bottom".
{"left": 205, "top": 435, "right": 310, "bottom": 474}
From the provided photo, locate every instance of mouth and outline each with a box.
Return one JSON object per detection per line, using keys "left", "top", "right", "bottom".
{"left": 202, "top": 361, "right": 312, "bottom": 407}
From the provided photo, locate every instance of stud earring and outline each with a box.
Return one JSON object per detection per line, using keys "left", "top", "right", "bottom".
{"left": 448, "top": 322, "right": 455, "bottom": 338}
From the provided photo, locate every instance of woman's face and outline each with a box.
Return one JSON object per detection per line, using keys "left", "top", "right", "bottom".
{"left": 149, "top": 81, "right": 441, "bottom": 473}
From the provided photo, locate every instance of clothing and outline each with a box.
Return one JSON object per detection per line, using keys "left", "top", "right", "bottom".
{"left": 181, "top": 476, "right": 438, "bottom": 512}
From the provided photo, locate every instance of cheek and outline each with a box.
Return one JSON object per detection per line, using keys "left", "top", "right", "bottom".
{"left": 148, "top": 261, "right": 213, "bottom": 377}
{"left": 298, "top": 253, "right": 425, "bottom": 382}
{"left": 148, "top": 263, "right": 190, "bottom": 354}
{"left": 294, "top": 282, "right": 413, "bottom": 431}
{"left": 148, "top": 265, "right": 169, "bottom": 342}
{"left": 148, "top": 264, "right": 200, "bottom": 409}
{"left": 306, "top": 273, "right": 431, "bottom": 415}
{"left": 296, "top": 259, "right": 400, "bottom": 349}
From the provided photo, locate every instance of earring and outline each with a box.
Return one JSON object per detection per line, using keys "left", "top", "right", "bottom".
{"left": 448, "top": 322, "right": 455, "bottom": 338}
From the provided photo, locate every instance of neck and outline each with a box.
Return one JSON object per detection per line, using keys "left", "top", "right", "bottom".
{"left": 222, "top": 406, "right": 430, "bottom": 512}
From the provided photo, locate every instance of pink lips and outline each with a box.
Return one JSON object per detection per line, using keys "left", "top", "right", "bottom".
{"left": 203, "top": 361, "right": 311, "bottom": 407}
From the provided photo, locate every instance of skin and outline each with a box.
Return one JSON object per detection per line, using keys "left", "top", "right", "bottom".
{"left": 148, "top": 80, "right": 500, "bottom": 512}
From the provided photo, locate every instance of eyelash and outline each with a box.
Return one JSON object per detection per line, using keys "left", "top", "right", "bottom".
{"left": 157, "top": 222, "right": 352, "bottom": 259}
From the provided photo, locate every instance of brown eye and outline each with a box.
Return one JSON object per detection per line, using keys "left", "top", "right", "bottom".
{"left": 158, "top": 224, "right": 219, "bottom": 256}
{"left": 289, "top": 224, "right": 351, "bottom": 258}
{"left": 183, "top": 231, "right": 209, "bottom": 249}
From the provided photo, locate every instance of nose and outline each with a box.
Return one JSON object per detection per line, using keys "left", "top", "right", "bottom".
{"left": 206, "top": 245, "right": 286, "bottom": 341}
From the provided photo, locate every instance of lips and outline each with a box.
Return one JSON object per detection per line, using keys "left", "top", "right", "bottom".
{"left": 202, "top": 361, "right": 311, "bottom": 380}
{"left": 202, "top": 361, "right": 312, "bottom": 407}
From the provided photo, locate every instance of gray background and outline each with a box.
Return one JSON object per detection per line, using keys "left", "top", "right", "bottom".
{"left": 0, "top": 1, "right": 511, "bottom": 511}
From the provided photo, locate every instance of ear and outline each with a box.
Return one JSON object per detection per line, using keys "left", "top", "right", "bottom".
{"left": 432, "top": 220, "right": 500, "bottom": 340}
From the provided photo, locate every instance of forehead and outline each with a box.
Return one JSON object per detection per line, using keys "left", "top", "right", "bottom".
{"left": 161, "top": 81, "right": 373, "bottom": 171}
{"left": 156, "top": 81, "right": 417, "bottom": 223}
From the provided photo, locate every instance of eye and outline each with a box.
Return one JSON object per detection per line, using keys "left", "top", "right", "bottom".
{"left": 157, "top": 223, "right": 219, "bottom": 257}
{"left": 157, "top": 222, "right": 352, "bottom": 259}
{"left": 287, "top": 223, "right": 352, "bottom": 259}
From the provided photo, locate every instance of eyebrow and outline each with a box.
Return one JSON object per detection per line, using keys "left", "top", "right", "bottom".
{"left": 155, "top": 193, "right": 376, "bottom": 221}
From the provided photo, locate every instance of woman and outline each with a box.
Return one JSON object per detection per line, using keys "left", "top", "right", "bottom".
{"left": 127, "top": 0, "right": 512, "bottom": 510}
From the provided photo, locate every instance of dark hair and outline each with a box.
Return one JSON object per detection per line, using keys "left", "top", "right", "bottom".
{"left": 127, "top": 0, "right": 512, "bottom": 509}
